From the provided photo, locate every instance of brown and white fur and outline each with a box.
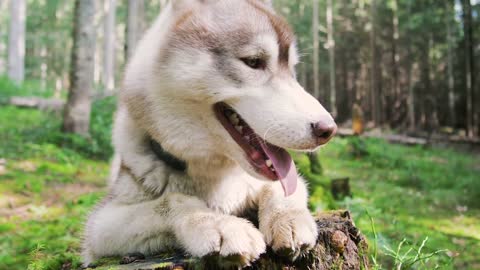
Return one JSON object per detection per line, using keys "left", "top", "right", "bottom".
{"left": 82, "top": 0, "right": 336, "bottom": 267}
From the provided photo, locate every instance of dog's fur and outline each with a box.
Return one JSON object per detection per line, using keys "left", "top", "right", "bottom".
{"left": 82, "top": 0, "right": 335, "bottom": 266}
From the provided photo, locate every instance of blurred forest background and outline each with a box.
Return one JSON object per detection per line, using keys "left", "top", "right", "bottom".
{"left": 0, "top": 0, "right": 479, "bottom": 269}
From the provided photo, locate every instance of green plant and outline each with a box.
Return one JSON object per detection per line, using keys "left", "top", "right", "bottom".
{"left": 384, "top": 237, "right": 450, "bottom": 270}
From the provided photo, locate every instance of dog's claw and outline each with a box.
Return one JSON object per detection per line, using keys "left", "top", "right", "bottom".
{"left": 261, "top": 208, "right": 318, "bottom": 261}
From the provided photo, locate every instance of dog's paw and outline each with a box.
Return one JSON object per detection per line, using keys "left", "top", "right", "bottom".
{"left": 260, "top": 208, "right": 318, "bottom": 259}
{"left": 178, "top": 215, "right": 266, "bottom": 266}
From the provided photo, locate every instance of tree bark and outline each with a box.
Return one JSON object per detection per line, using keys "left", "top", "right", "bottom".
{"left": 312, "top": 0, "right": 320, "bottom": 100}
{"left": 391, "top": 0, "right": 400, "bottom": 127}
{"left": 327, "top": 0, "right": 336, "bottom": 118}
{"left": 7, "top": 0, "right": 26, "bottom": 84}
{"left": 297, "top": 1, "right": 308, "bottom": 91}
{"left": 125, "top": 0, "right": 145, "bottom": 61}
{"left": 369, "top": 0, "right": 380, "bottom": 126}
{"left": 461, "top": 0, "right": 476, "bottom": 138}
{"left": 62, "top": 0, "right": 96, "bottom": 136}
{"left": 40, "top": 45, "right": 48, "bottom": 90}
{"left": 446, "top": 0, "right": 456, "bottom": 128}
{"left": 160, "top": 0, "right": 168, "bottom": 10}
{"left": 422, "top": 36, "right": 438, "bottom": 133}
{"left": 0, "top": 0, "right": 7, "bottom": 75}
{"left": 406, "top": 0, "right": 415, "bottom": 132}
{"left": 308, "top": 152, "right": 323, "bottom": 175}
{"left": 90, "top": 211, "right": 369, "bottom": 270}
{"left": 300, "top": 61, "right": 308, "bottom": 90}
{"left": 94, "top": 0, "right": 104, "bottom": 86}
{"left": 103, "top": 0, "right": 117, "bottom": 92}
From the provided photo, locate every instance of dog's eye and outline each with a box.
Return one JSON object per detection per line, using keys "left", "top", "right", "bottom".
{"left": 240, "top": 57, "right": 266, "bottom": 70}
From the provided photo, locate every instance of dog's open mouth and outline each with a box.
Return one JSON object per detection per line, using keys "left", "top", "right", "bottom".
{"left": 214, "top": 102, "right": 297, "bottom": 196}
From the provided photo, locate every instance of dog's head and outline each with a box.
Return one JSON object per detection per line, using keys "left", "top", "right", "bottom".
{"left": 126, "top": 0, "right": 336, "bottom": 195}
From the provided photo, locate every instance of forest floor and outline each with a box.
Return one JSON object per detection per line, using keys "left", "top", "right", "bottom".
{"left": 0, "top": 104, "right": 479, "bottom": 270}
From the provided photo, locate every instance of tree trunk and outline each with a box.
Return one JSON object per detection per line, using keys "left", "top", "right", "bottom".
{"left": 312, "top": 0, "right": 320, "bottom": 99}
{"left": 103, "top": 0, "right": 117, "bottom": 92}
{"left": 422, "top": 36, "right": 438, "bottom": 133}
{"left": 461, "top": 0, "right": 476, "bottom": 138}
{"left": 94, "top": 0, "right": 104, "bottom": 86}
{"left": 62, "top": 0, "right": 96, "bottom": 136}
{"left": 125, "top": 0, "right": 145, "bottom": 61}
{"left": 446, "top": 0, "right": 456, "bottom": 128}
{"left": 300, "top": 61, "right": 308, "bottom": 89}
{"left": 89, "top": 211, "right": 369, "bottom": 270}
{"left": 40, "top": 45, "right": 48, "bottom": 90}
{"left": 297, "top": 1, "right": 308, "bottom": 91}
{"left": 160, "top": 0, "right": 168, "bottom": 10}
{"left": 391, "top": 0, "right": 400, "bottom": 127}
{"left": 0, "top": 0, "right": 7, "bottom": 74}
{"left": 308, "top": 152, "right": 323, "bottom": 175}
{"left": 327, "top": 0, "right": 336, "bottom": 118}
{"left": 7, "top": 0, "right": 26, "bottom": 84}
{"left": 406, "top": 0, "right": 415, "bottom": 131}
{"left": 369, "top": 0, "right": 380, "bottom": 126}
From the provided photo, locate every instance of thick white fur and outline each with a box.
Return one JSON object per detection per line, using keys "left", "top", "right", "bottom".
{"left": 83, "top": 0, "right": 334, "bottom": 266}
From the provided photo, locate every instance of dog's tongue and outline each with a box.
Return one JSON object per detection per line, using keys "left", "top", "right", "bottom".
{"left": 260, "top": 143, "right": 297, "bottom": 196}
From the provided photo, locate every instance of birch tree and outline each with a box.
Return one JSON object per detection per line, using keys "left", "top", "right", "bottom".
{"left": 126, "top": 0, "right": 145, "bottom": 61}
{"left": 312, "top": 0, "right": 320, "bottom": 99}
{"left": 326, "top": 0, "right": 336, "bottom": 117}
{"left": 103, "top": 0, "right": 117, "bottom": 91}
{"left": 62, "top": 0, "right": 96, "bottom": 136}
{"left": 7, "top": 0, "right": 26, "bottom": 84}
{"left": 0, "top": 0, "right": 7, "bottom": 74}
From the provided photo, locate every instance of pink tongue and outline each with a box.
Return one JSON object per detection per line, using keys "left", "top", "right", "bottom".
{"left": 260, "top": 143, "right": 298, "bottom": 197}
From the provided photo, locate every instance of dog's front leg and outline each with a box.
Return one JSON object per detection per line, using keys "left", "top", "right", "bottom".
{"left": 84, "top": 193, "right": 266, "bottom": 266}
{"left": 257, "top": 178, "right": 318, "bottom": 258}
{"left": 166, "top": 193, "right": 266, "bottom": 265}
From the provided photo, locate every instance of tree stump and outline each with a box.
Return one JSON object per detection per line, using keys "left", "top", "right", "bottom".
{"left": 91, "top": 211, "right": 369, "bottom": 270}
{"left": 331, "top": 178, "right": 352, "bottom": 200}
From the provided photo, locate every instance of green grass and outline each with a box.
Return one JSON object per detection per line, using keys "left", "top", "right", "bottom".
{"left": 0, "top": 104, "right": 111, "bottom": 270}
{"left": 0, "top": 101, "right": 478, "bottom": 269}
{"left": 307, "top": 137, "right": 480, "bottom": 269}
{"left": 0, "top": 76, "right": 57, "bottom": 102}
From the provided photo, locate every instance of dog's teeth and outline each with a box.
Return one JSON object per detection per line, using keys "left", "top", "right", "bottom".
{"left": 225, "top": 109, "right": 234, "bottom": 117}
{"left": 229, "top": 114, "right": 240, "bottom": 125}
{"left": 266, "top": 159, "right": 273, "bottom": 167}
{"left": 235, "top": 125, "right": 243, "bottom": 133}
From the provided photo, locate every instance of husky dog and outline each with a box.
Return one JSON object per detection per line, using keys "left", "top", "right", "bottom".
{"left": 83, "top": 0, "right": 336, "bottom": 267}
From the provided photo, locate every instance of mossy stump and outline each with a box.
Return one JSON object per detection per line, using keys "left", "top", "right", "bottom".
{"left": 91, "top": 211, "right": 368, "bottom": 270}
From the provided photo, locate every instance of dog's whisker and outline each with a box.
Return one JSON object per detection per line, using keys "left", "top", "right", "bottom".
{"left": 262, "top": 126, "right": 277, "bottom": 145}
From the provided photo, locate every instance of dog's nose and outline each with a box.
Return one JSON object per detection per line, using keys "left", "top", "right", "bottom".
{"left": 311, "top": 120, "right": 337, "bottom": 145}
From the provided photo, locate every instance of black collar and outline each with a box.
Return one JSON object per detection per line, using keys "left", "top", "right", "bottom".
{"left": 149, "top": 138, "right": 187, "bottom": 172}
